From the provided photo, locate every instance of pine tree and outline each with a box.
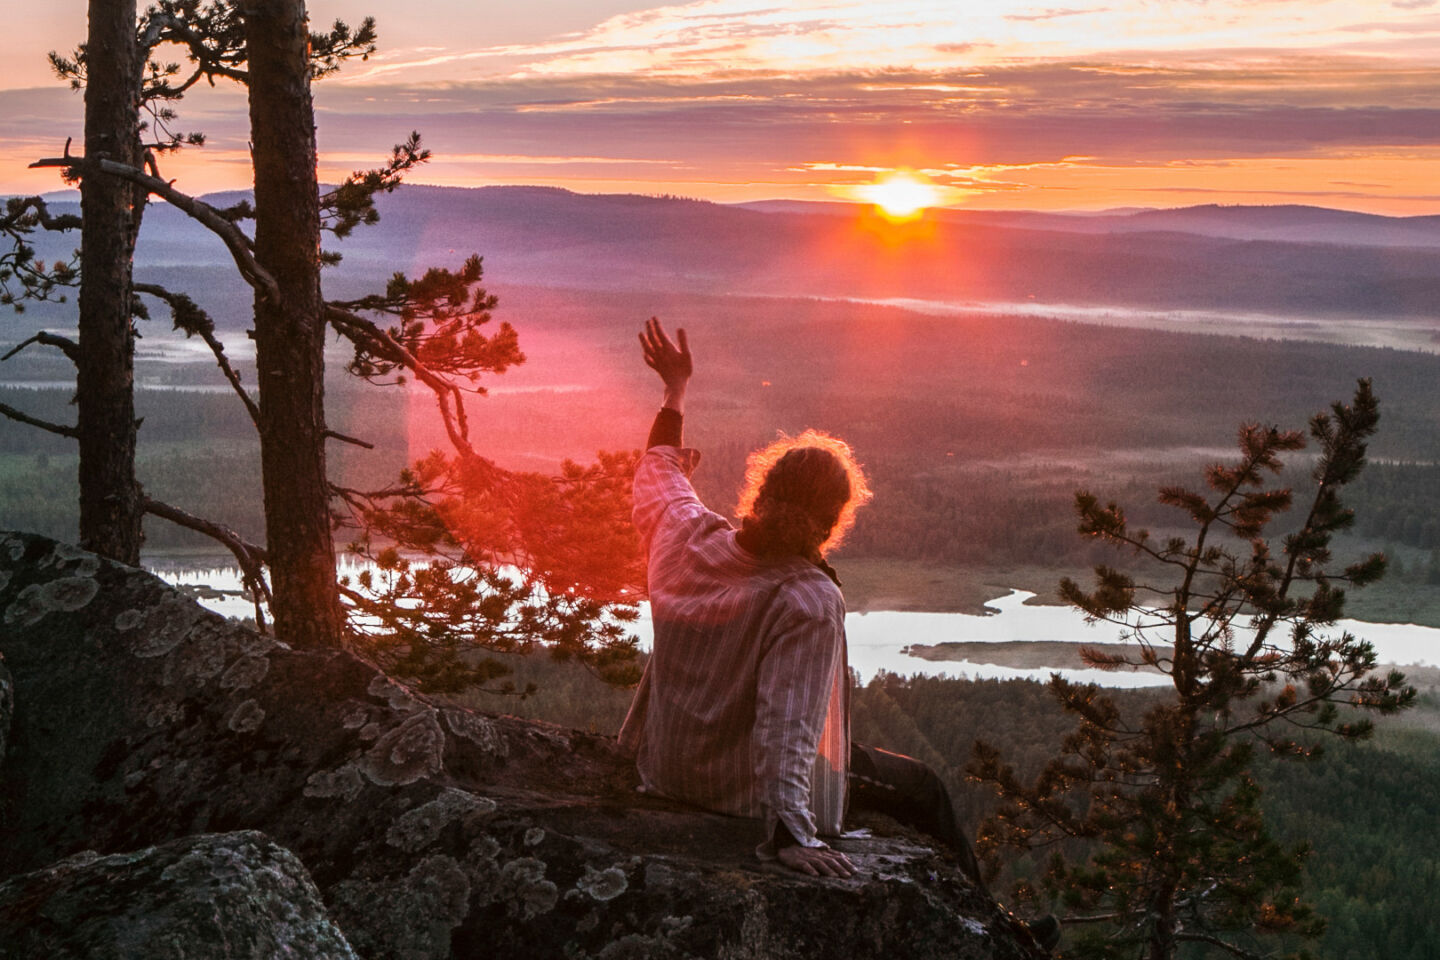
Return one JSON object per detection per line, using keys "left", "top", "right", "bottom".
{"left": 75, "top": 0, "right": 147, "bottom": 563}
{"left": 5, "top": 2, "right": 642, "bottom": 686}
{"left": 970, "top": 380, "right": 1415, "bottom": 960}
{"left": 242, "top": 0, "right": 343, "bottom": 646}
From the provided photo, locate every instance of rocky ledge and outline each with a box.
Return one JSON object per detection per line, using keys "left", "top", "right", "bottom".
{"left": 0, "top": 532, "right": 1046, "bottom": 960}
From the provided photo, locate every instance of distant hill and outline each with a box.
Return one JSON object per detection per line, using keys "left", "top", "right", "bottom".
{"left": 739, "top": 199, "right": 1440, "bottom": 249}
{"left": 11, "top": 186, "right": 1440, "bottom": 330}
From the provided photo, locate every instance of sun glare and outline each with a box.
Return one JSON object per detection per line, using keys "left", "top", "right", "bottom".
{"left": 857, "top": 171, "right": 942, "bottom": 221}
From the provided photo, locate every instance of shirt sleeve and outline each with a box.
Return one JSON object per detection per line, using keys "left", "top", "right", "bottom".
{"left": 646, "top": 407, "right": 684, "bottom": 449}
{"left": 631, "top": 445, "right": 705, "bottom": 552}
{"left": 751, "top": 584, "right": 846, "bottom": 850}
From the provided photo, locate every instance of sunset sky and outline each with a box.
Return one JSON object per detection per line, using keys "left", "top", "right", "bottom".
{"left": 2, "top": 1, "right": 1438, "bottom": 213}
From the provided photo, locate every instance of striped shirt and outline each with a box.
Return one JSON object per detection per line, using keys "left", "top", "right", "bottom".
{"left": 619, "top": 445, "right": 850, "bottom": 850}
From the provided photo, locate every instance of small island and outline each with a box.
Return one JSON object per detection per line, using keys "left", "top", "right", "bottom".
{"left": 902, "top": 640, "right": 1162, "bottom": 672}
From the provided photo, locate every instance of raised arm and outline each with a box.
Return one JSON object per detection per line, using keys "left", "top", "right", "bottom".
{"left": 633, "top": 317, "right": 704, "bottom": 545}
{"left": 639, "top": 316, "right": 692, "bottom": 417}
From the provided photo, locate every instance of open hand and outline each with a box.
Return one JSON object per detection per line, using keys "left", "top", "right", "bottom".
{"left": 639, "top": 317, "right": 692, "bottom": 405}
{"left": 776, "top": 843, "right": 857, "bottom": 879}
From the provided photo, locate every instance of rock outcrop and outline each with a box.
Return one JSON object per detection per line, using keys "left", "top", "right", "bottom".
{"left": 0, "top": 830, "right": 357, "bottom": 960}
{"left": 0, "top": 532, "right": 1047, "bottom": 960}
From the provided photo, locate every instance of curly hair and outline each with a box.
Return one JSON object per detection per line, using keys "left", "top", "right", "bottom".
{"left": 735, "top": 430, "right": 873, "bottom": 559}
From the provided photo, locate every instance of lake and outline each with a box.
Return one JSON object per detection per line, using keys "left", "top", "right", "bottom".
{"left": 148, "top": 560, "right": 1440, "bottom": 689}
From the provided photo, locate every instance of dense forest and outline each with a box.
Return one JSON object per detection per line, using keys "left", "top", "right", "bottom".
{"left": 6, "top": 287, "right": 1440, "bottom": 564}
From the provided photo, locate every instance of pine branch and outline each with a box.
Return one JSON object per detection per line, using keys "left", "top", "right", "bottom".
{"left": 324, "top": 303, "right": 480, "bottom": 463}
{"left": 1243, "top": 381, "right": 1379, "bottom": 661}
{"left": 133, "top": 281, "right": 258, "bottom": 426}
{"left": 142, "top": 494, "right": 271, "bottom": 631}
{"left": 141, "top": 6, "right": 249, "bottom": 85}
{"left": 1, "top": 196, "right": 81, "bottom": 310}
{"left": 319, "top": 132, "right": 429, "bottom": 239}
{"left": 30, "top": 141, "right": 279, "bottom": 304}
{"left": 330, "top": 481, "right": 431, "bottom": 505}
{"left": 308, "top": 16, "right": 377, "bottom": 78}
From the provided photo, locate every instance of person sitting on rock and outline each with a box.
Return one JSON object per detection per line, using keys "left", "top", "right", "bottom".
{"left": 619, "top": 317, "right": 993, "bottom": 888}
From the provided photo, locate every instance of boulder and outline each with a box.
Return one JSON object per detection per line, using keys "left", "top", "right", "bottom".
{"left": 0, "top": 830, "right": 356, "bottom": 959}
{"left": 0, "top": 532, "right": 1047, "bottom": 960}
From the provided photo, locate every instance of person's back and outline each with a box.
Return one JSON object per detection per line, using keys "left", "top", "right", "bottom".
{"left": 615, "top": 319, "right": 1061, "bottom": 952}
{"left": 622, "top": 444, "right": 850, "bottom": 842}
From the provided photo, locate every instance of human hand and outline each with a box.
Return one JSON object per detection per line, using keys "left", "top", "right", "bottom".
{"left": 639, "top": 316, "right": 692, "bottom": 410}
{"left": 776, "top": 843, "right": 857, "bottom": 879}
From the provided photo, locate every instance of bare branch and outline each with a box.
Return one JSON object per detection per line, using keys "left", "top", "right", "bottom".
{"left": 0, "top": 401, "right": 78, "bottom": 439}
{"left": 330, "top": 482, "right": 429, "bottom": 503}
{"left": 324, "top": 428, "right": 375, "bottom": 450}
{"left": 1058, "top": 912, "right": 1126, "bottom": 926}
{"left": 2, "top": 332, "right": 81, "bottom": 365}
{"left": 1173, "top": 932, "right": 1271, "bottom": 960}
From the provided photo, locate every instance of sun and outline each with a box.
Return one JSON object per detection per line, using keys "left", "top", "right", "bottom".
{"left": 856, "top": 171, "right": 942, "bottom": 221}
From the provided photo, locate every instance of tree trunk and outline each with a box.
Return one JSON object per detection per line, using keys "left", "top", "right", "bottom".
{"left": 243, "top": 0, "right": 343, "bottom": 647}
{"left": 78, "top": 0, "right": 144, "bottom": 564}
{"left": 1147, "top": 890, "right": 1177, "bottom": 960}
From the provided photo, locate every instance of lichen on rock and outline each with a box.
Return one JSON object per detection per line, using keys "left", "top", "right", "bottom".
{"left": 443, "top": 707, "right": 509, "bottom": 757}
{"left": 164, "top": 622, "right": 232, "bottom": 685}
{"left": 219, "top": 654, "right": 270, "bottom": 691}
{"left": 3, "top": 535, "right": 26, "bottom": 562}
{"left": 360, "top": 709, "right": 446, "bottom": 786}
{"left": 583, "top": 916, "right": 697, "bottom": 960}
{"left": 340, "top": 702, "right": 370, "bottom": 730}
{"left": 0, "top": 831, "right": 357, "bottom": 960}
{"left": 496, "top": 856, "right": 559, "bottom": 920}
{"left": 118, "top": 593, "right": 212, "bottom": 658}
{"left": 386, "top": 787, "right": 497, "bottom": 852}
{"left": 302, "top": 763, "right": 366, "bottom": 802}
{"left": 228, "top": 699, "right": 266, "bottom": 734}
{"left": 144, "top": 700, "right": 184, "bottom": 729}
{"left": 368, "top": 673, "right": 426, "bottom": 714}
{"left": 41, "top": 543, "right": 102, "bottom": 579}
{"left": 573, "top": 864, "right": 628, "bottom": 902}
{"left": 4, "top": 577, "right": 100, "bottom": 627}
{"left": 331, "top": 855, "right": 472, "bottom": 960}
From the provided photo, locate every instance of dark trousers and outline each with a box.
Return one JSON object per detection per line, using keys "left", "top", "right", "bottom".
{"left": 849, "top": 742, "right": 986, "bottom": 889}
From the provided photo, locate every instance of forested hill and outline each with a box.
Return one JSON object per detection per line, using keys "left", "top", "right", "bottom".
{"left": 739, "top": 200, "right": 1440, "bottom": 249}
{"left": 16, "top": 186, "right": 1440, "bottom": 322}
